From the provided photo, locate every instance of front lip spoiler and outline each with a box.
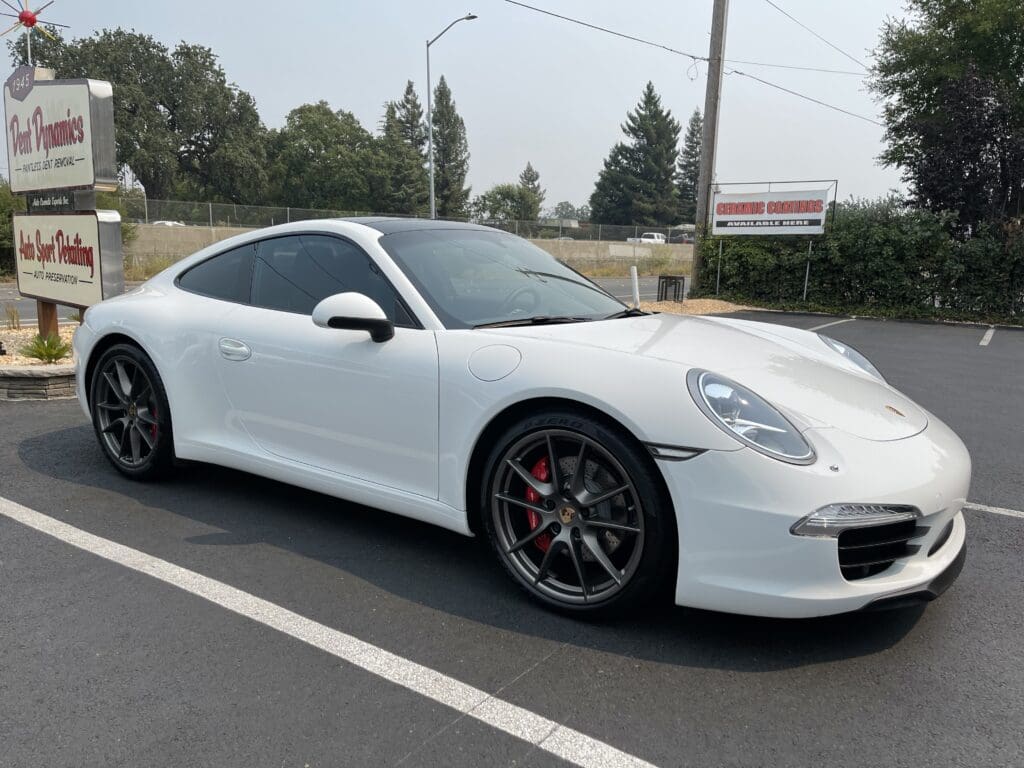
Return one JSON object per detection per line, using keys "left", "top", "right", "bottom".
{"left": 860, "top": 541, "right": 966, "bottom": 611}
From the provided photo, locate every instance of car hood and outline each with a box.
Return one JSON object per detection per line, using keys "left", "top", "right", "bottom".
{"left": 483, "top": 313, "right": 927, "bottom": 442}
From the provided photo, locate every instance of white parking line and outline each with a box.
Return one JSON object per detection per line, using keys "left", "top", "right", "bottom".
{"left": 808, "top": 318, "right": 855, "bottom": 332}
{"left": 965, "top": 501, "right": 1024, "bottom": 519}
{"left": 979, "top": 327, "right": 995, "bottom": 346}
{"left": 0, "top": 496, "right": 656, "bottom": 768}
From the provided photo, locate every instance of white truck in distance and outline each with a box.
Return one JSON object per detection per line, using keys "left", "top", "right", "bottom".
{"left": 626, "top": 232, "right": 666, "bottom": 244}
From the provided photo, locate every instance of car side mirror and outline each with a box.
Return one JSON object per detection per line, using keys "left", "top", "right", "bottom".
{"left": 312, "top": 292, "right": 395, "bottom": 343}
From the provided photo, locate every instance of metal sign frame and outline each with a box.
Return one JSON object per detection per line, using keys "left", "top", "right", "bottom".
{"left": 4, "top": 67, "right": 118, "bottom": 194}
{"left": 12, "top": 210, "right": 124, "bottom": 310}
{"left": 708, "top": 179, "right": 840, "bottom": 234}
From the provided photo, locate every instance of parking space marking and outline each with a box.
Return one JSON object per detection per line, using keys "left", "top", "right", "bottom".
{"left": 807, "top": 318, "right": 855, "bottom": 332}
{"left": 966, "top": 501, "right": 1024, "bottom": 519}
{"left": 0, "top": 496, "right": 656, "bottom": 768}
{"left": 979, "top": 327, "right": 995, "bottom": 346}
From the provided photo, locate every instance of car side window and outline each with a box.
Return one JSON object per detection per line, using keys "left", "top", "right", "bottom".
{"left": 177, "top": 244, "right": 254, "bottom": 303}
{"left": 251, "top": 234, "right": 414, "bottom": 325}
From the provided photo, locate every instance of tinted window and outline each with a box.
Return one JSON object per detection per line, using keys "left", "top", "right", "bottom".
{"left": 177, "top": 244, "right": 254, "bottom": 303}
{"left": 379, "top": 229, "right": 623, "bottom": 329}
{"left": 251, "top": 235, "right": 413, "bottom": 325}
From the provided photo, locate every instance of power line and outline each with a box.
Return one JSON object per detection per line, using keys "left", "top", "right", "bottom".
{"left": 503, "top": 0, "right": 703, "bottom": 61}
{"left": 725, "top": 59, "right": 863, "bottom": 76}
{"left": 503, "top": 0, "right": 880, "bottom": 125}
{"left": 727, "top": 68, "right": 881, "bottom": 125}
{"left": 762, "top": 0, "right": 868, "bottom": 71}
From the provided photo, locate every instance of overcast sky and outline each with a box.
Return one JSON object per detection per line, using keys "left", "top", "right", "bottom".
{"left": 3, "top": 0, "right": 907, "bottom": 207}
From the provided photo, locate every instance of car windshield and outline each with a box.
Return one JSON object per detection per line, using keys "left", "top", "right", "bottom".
{"left": 379, "top": 228, "right": 625, "bottom": 329}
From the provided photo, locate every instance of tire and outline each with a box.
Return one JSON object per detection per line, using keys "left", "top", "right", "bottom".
{"left": 89, "top": 343, "right": 175, "bottom": 480}
{"left": 480, "top": 408, "right": 675, "bottom": 617}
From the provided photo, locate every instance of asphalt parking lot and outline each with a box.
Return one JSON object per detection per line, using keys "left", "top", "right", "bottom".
{"left": 1, "top": 311, "right": 1022, "bottom": 767}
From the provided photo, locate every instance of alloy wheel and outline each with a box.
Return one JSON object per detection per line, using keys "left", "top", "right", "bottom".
{"left": 94, "top": 356, "right": 161, "bottom": 468}
{"left": 490, "top": 429, "right": 645, "bottom": 605}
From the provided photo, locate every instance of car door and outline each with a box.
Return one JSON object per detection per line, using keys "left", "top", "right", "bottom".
{"left": 214, "top": 233, "right": 439, "bottom": 499}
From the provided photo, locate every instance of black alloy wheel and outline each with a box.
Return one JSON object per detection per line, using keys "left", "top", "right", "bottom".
{"left": 90, "top": 344, "right": 174, "bottom": 479}
{"left": 482, "top": 409, "right": 674, "bottom": 615}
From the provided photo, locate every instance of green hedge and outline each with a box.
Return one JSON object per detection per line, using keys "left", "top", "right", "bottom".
{"left": 696, "top": 198, "right": 1024, "bottom": 324}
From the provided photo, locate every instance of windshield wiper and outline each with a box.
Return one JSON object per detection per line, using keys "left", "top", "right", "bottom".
{"left": 473, "top": 315, "right": 592, "bottom": 329}
{"left": 602, "top": 307, "right": 649, "bottom": 320}
{"left": 515, "top": 269, "right": 617, "bottom": 299}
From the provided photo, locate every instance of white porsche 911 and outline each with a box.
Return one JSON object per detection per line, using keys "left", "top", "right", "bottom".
{"left": 74, "top": 218, "right": 969, "bottom": 618}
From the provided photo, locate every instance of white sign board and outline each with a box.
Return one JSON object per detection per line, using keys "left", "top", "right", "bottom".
{"left": 4, "top": 67, "right": 117, "bottom": 194}
{"left": 712, "top": 189, "right": 830, "bottom": 236}
{"left": 14, "top": 212, "right": 124, "bottom": 308}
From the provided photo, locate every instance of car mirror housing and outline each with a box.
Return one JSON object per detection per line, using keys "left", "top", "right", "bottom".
{"left": 312, "top": 292, "right": 394, "bottom": 343}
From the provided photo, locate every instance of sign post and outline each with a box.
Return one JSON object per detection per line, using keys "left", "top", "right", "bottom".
{"left": 3, "top": 65, "right": 122, "bottom": 336}
{"left": 710, "top": 183, "right": 836, "bottom": 302}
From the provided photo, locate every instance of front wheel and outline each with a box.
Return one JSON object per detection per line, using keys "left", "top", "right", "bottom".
{"left": 481, "top": 410, "right": 675, "bottom": 616}
{"left": 90, "top": 343, "right": 174, "bottom": 480}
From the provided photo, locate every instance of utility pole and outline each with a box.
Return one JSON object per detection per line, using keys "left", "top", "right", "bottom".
{"left": 692, "top": 0, "right": 729, "bottom": 293}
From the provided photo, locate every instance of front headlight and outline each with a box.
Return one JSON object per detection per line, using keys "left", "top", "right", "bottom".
{"left": 686, "top": 369, "right": 815, "bottom": 465}
{"left": 818, "top": 334, "right": 884, "bottom": 381}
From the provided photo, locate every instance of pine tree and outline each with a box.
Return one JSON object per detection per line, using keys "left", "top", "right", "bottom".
{"left": 394, "top": 80, "right": 427, "bottom": 157}
{"left": 589, "top": 82, "right": 682, "bottom": 225}
{"left": 677, "top": 109, "right": 702, "bottom": 224}
{"left": 431, "top": 76, "right": 471, "bottom": 218}
{"left": 379, "top": 102, "right": 429, "bottom": 215}
{"left": 518, "top": 162, "right": 545, "bottom": 213}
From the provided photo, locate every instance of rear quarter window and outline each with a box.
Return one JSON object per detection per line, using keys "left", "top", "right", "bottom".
{"left": 177, "top": 244, "right": 255, "bottom": 303}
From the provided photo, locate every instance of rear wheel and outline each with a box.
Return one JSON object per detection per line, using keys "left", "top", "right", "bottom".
{"left": 90, "top": 344, "right": 174, "bottom": 480}
{"left": 481, "top": 409, "right": 674, "bottom": 616}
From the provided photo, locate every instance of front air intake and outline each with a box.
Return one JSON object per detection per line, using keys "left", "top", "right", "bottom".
{"left": 837, "top": 518, "right": 920, "bottom": 580}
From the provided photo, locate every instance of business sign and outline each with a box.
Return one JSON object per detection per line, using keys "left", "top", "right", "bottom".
{"left": 13, "top": 212, "right": 124, "bottom": 308}
{"left": 712, "top": 189, "right": 831, "bottom": 236}
{"left": 4, "top": 66, "right": 117, "bottom": 194}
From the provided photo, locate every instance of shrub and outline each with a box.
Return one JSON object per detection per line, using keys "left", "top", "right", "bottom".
{"left": 20, "top": 333, "right": 71, "bottom": 363}
{"left": 695, "top": 197, "right": 1024, "bottom": 324}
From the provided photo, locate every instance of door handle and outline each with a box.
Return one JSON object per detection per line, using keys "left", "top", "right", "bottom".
{"left": 218, "top": 337, "right": 252, "bottom": 361}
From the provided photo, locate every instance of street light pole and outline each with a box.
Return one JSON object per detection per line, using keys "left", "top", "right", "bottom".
{"left": 427, "top": 13, "right": 477, "bottom": 220}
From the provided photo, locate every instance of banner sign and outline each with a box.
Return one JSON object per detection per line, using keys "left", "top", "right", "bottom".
{"left": 4, "top": 66, "right": 117, "bottom": 194}
{"left": 711, "top": 189, "right": 831, "bottom": 236}
{"left": 13, "top": 211, "right": 124, "bottom": 308}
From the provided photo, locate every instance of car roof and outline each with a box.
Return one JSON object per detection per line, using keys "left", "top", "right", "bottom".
{"left": 339, "top": 217, "right": 501, "bottom": 235}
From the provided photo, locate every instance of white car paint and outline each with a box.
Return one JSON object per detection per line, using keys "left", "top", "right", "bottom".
{"left": 74, "top": 219, "right": 971, "bottom": 617}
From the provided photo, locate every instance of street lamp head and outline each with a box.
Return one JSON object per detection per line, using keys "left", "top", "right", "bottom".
{"left": 465, "top": 13, "right": 478, "bottom": 20}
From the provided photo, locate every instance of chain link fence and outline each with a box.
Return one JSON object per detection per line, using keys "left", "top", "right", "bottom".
{"left": 119, "top": 198, "right": 694, "bottom": 279}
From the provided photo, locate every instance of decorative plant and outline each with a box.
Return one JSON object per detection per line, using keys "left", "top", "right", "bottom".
{"left": 69, "top": 309, "right": 83, "bottom": 323}
{"left": 4, "top": 303, "right": 19, "bottom": 330}
{"left": 20, "top": 333, "right": 71, "bottom": 363}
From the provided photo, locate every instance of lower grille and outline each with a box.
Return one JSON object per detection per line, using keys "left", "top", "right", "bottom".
{"left": 838, "top": 519, "right": 920, "bottom": 580}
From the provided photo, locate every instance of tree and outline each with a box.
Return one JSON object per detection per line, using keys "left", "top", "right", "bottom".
{"left": 676, "top": 109, "right": 702, "bottom": 224}
{"left": 549, "top": 201, "right": 589, "bottom": 221}
{"left": 394, "top": 81, "right": 427, "bottom": 157}
{"left": 589, "top": 82, "right": 682, "bottom": 225}
{"left": 268, "top": 102, "right": 375, "bottom": 211}
{"left": 11, "top": 29, "right": 269, "bottom": 203}
{"left": 518, "top": 162, "right": 545, "bottom": 212}
{"left": 473, "top": 183, "right": 540, "bottom": 221}
{"left": 431, "top": 76, "right": 471, "bottom": 218}
{"left": 378, "top": 102, "right": 429, "bottom": 215}
{"left": 872, "top": 0, "right": 1024, "bottom": 229}
{"left": 0, "top": 179, "right": 26, "bottom": 275}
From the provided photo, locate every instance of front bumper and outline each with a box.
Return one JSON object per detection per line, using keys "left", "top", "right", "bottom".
{"left": 660, "top": 417, "right": 971, "bottom": 618}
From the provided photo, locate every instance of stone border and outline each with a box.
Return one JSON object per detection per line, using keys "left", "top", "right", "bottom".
{"left": 0, "top": 364, "right": 76, "bottom": 400}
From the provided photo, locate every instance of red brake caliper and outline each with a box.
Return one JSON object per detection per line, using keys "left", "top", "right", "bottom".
{"left": 525, "top": 456, "right": 552, "bottom": 552}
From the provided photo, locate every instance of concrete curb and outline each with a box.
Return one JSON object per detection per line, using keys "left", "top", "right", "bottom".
{"left": 0, "top": 364, "right": 76, "bottom": 400}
